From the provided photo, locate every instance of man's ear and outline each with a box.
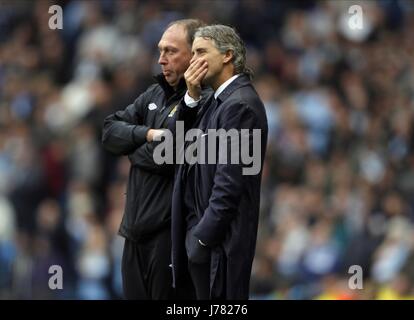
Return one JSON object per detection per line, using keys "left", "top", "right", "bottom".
{"left": 223, "top": 50, "right": 233, "bottom": 64}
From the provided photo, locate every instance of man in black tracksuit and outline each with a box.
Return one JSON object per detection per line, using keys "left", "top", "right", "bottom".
{"left": 101, "top": 19, "right": 204, "bottom": 300}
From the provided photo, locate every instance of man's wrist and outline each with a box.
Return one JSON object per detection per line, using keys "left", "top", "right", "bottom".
{"left": 146, "top": 129, "right": 153, "bottom": 142}
{"left": 184, "top": 91, "right": 201, "bottom": 108}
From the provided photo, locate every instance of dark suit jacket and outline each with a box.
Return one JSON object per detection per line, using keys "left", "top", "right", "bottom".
{"left": 171, "top": 74, "right": 268, "bottom": 299}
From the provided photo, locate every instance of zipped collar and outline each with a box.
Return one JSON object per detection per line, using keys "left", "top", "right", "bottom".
{"left": 154, "top": 73, "right": 187, "bottom": 101}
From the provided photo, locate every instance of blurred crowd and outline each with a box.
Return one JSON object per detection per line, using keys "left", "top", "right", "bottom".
{"left": 1, "top": 0, "right": 414, "bottom": 299}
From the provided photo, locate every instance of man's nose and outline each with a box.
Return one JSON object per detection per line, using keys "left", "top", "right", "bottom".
{"left": 158, "top": 53, "right": 167, "bottom": 65}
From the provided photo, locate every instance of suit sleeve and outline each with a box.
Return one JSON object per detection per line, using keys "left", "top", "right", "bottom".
{"left": 168, "top": 99, "right": 199, "bottom": 134}
{"left": 164, "top": 94, "right": 213, "bottom": 176}
{"left": 193, "top": 101, "right": 257, "bottom": 247}
{"left": 101, "top": 88, "right": 152, "bottom": 155}
{"left": 168, "top": 90, "right": 213, "bottom": 133}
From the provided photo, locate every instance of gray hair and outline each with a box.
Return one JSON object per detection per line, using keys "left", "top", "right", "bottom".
{"left": 194, "top": 25, "right": 252, "bottom": 77}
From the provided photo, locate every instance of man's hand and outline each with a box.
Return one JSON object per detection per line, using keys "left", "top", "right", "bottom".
{"left": 184, "top": 59, "right": 208, "bottom": 100}
{"left": 146, "top": 129, "right": 167, "bottom": 142}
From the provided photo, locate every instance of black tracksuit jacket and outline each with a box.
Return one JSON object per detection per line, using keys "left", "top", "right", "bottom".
{"left": 102, "top": 75, "right": 186, "bottom": 242}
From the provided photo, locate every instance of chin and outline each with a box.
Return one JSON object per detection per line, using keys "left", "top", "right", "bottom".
{"left": 201, "top": 77, "right": 211, "bottom": 87}
{"left": 166, "top": 78, "right": 178, "bottom": 87}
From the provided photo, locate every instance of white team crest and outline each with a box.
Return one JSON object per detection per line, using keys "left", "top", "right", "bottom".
{"left": 148, "top": 103, "right": 158, "bottom": 110}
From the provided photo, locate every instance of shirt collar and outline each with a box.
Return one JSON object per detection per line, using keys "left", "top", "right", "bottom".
{"left": 214, "top": 74, "right": 240, "bottom": 100}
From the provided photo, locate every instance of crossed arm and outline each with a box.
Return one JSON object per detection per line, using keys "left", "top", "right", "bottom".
{"left": 102, "top": 89, "right": 173, "bottom": 176}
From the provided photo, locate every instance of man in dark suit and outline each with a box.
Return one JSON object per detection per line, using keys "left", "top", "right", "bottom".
{"left": 171, "top": 24, "right": 268, "bottom": 299}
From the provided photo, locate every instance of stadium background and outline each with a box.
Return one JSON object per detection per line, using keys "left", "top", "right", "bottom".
{"left": 1, "top": 0, "right": 414, "bottom": 299}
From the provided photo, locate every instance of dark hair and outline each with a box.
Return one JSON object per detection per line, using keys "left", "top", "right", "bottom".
{"left": 167, "top": 19, "right": 206, "bottom": 47}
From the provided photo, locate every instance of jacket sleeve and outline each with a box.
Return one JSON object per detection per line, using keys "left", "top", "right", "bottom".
{"left": 193, "top": 101, "right": 258, "bottom": 247}
{"left": 127, "top": 141, "right": 174, "bottom": 177}
{"left": 101, "top": 88, "right": 153, "bottom": 155}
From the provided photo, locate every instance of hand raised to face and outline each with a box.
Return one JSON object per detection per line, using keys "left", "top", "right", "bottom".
{"left": 184, "top": 58, "right": 208, "bottom": 100}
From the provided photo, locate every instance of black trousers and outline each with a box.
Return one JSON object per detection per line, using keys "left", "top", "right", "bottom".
{"left": 121, "top": 227, "right": 174, "bottom": 300}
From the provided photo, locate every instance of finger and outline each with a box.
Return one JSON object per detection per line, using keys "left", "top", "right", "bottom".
{"left": 189, "top": 59, "right": 206, "bottom": 73}
{"left": 186, "top": 60, "right": 197, "bottom": 73}
{"left": 187, "top": 61, "right": 207, "bottom": 79}
{"left": 187, "top": 58, "right": 201, "bottom": 70}
{"left": 186, "top": 60, "right": 205, "bottom": 77}
{"left": 188, "top": 63, "right": 208, "bottom": 82}
{"left": 194, "top": 67, "right": 208, "bottom": 83}
{"left": 190, "top": 58, "right": 205, "bottom": 67}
